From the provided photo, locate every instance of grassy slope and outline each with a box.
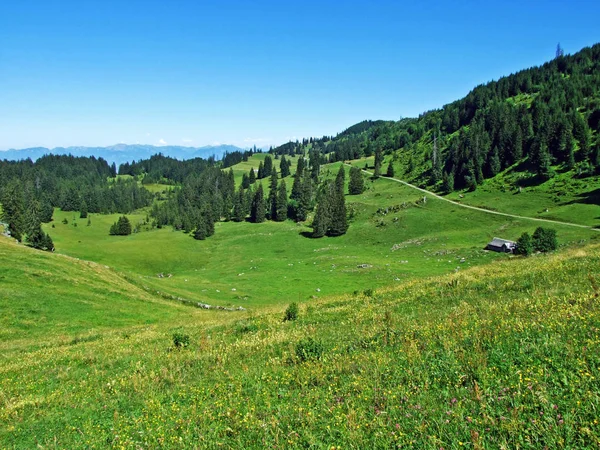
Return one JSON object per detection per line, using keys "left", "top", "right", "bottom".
{"left": 41, "top": 158, "right": 598, "bottom": 310}
{"left": 1, "top": 238, "right": 599, "bottom": 448}
{"left": 0, "top": 236, "right": 196, "bottom": 355}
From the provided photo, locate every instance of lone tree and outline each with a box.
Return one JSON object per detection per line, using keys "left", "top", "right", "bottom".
{"left": 109, "top": 216, "right": 132, "bottom": 236}
{"left": 374, "top": 148, "right": 383, "bottom": 178}
{"left": 348, "top": 166, "right": 365, "bottom": 195}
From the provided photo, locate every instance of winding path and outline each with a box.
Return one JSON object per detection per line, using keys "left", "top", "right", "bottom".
{"left": 348, "top": 164, "right": 599, "bottom": 231}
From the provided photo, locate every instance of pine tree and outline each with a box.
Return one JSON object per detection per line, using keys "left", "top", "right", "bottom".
{"left": 291, "top": 158, "right": 305, "bottom": 201}
{"left": 309, "top": 149, "right": 320, "bottom": 180}
{"left": 232, "top": 185, "right": 246, "bottom": 222}
{"left": 442, "top": 171, "right": 455, "bottom": 193}
{"left": 374, "top": 148, "right": 383, "bottom": 178}
{"left": 268, "top": 168, "right": 278, "bottom": 220}
{"left": 327, "top": 166, "right": 348, "bottom": 236}
{"left": 348, "top": 166, "right": 365, "bottom": 195}
{"left": 257, "top": 161, "right": 264, "bottom": 179}
{"left": 488, "top": 146, "right": 501, "bottom": 176}
{"left": 250, "top": 184, "right": 266, "bottom": 223}
{"left": 280, "top": 156, "right": 290, "bottom": 178}
{"left": 241, "top": 173, "right": 250, "bottom": 189}
{"left": 385, "top": 162, "right": 395, "bottom": 177}
{"left": 80, "top": 200, "right": 88, "bottom": 219}
{"left": 311, "top": 183, "right": 331, "bottom": 238}
{"left": 275, "top": 179, "right": 288, "bottom": 221}
{"left": 295, "top": 175, "right": 312, "bottom": 222}
{"left": 263, "top": 155, "right": 273, "bottom": 178}
{"left": 249, "top": 168, "right": 256, "bottom": 184}
{"left": 1, "top": 182, "right": 25, "bottom": 242}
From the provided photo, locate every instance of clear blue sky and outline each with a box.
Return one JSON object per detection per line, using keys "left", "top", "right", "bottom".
{"left": 1, "top": 0, "right": 599, "bottom": 150}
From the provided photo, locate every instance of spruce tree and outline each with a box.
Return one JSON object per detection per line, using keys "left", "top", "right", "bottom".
{"left": 327, "top": 166, "right": 348, "bottom": 236}
{"left": 296, "top": 175, "right": 312, "bottom": 222}
{"left": 311, "top": 183, "right": 330, "bottom": 238}
{"left": 275, "top": 179, "right": 288, "bottom": 221}
{"left": 1, "top": 182, "right": 25, "bottom": 242}
{"left": 80, "top": 200, "right": 88, "bottom": 219}
{"left": 348, "top": 166, "right": 365, "bottom": 195}
{"left": 280, "top": 156, "right": 290, "bottom": 178}
{"left": 249, "top": 168, "right": 256, "bottom": 184}
{"left": 291, "top": 158, "right": 305, "bottom": 201}
{"left": 257, "top": 161, "right": 264, "bottom": 179}
{"left": 268, "top": 168, "right": 278, "bottom": 220}
{"left": 263, "top": 155, "right": 273, "bottom": 177}
{"left": 232, "top": 185, "right": 246, "bottom": 222}
{"left": 374, "top": 148, "right": 383, "bottom": 178}
{"left": 250, "top": 184, "right": 266, "bottom": 223}
{"left": 385, "top": 162, "right": 395, "bottom": 177}
{"left": 241, "top": 173, "right": 250, "bottom": 189}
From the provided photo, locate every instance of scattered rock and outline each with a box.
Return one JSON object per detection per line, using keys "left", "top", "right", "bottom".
{"left": 357, "top": 264, "right": 373, "bottom": 269}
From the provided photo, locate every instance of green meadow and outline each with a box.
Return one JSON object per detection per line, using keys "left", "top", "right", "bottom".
{"left": 41, "top": 158, "right": 598, "bottom": 310}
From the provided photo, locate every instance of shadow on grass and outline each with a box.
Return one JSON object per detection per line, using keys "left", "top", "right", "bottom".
{"left": 562, "top": 188, "right": 600, "bottom": 206}
{"left": 299, "top": 231, "right": 316, "bottom": 238}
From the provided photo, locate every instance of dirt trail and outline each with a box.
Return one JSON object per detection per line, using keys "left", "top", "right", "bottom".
{"left": 349, "top": 164, "right": 599, "bottom": 231}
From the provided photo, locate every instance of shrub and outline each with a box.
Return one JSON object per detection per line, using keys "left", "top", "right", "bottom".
{"left": 532, "top": 227, "right": 558, "bottom": 252}
{"left": 295, "top": 337, "right": 324, "bottom": 362}
{"left": 283, "top": 302, "right": 299, "bottom": 322}
{"left": 515, "top": 232, "right": 533, "bottom": 256}
{"left": 235, "top": 320, "right": 259, "bottom": 334}
{"left": 172, "top": 331, "right": 190, "bottom": 349}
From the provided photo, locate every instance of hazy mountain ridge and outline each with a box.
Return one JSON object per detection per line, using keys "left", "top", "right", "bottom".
{"left": 0, "top": 144, "right": 245, "bottom": 166}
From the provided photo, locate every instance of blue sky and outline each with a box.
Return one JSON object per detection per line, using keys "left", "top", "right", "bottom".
{"left": 1, "top": 0, "right": 599, "bottom": 150}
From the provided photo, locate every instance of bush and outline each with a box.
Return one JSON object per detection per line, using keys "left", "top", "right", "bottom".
{"left": 532, "top": 227, "right": 558, "bottom": 252}
{"left": 283, "top": 302, "right": 299, "bottom": 322}
{"left": 515, "top": 232, "right": 533, "bottom": 256}
{"left": 172, "top": 332, "right": 190, "bottom": 349}
{"left": 295, "top": 337, "right": 324, "bottom": 362}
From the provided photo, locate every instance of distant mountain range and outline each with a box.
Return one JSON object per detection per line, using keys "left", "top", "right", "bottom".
{"left": 0, "top": 144, "right": 245, "bottom": 167}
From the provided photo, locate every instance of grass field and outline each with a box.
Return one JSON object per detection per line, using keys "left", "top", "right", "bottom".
{"left": 1, "top": 233, "right": 599, "bottom": 448}
{"left": 40, "top": 158, "right": 598, "bottom": 310}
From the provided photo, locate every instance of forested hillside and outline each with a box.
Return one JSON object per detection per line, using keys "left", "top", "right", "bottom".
{"left": 273, "top": 43, "right": 600, "bottom": 191}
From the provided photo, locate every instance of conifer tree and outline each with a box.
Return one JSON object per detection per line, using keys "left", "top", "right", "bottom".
{"left": 232, "top": 185, "right": 246, "bottom": 222}
{"left": 311, "top": 183, "right": 331, "bottom": 238}
{"left": 248, "top": 168, "right": 256, "bottom": 184}
{"left": 385, "top": 162, "right": 395, "bottom": 177}
{"left": 348, "top": 166, "right": 365, "bottom": 195}
{"left": 250, "top": 184, "right": 266, "bottom": 223}
{"left": 374, "top": 148, "right": 383, "bottom": 178}
{"left": 280, "top": 156, "right": 290, "bottom": 178}
{"left": 268, "top": 168, "right": 278, "bottom": 220}
{"left": 442, "top": 171, "right": 455, "bottom": 193}
{"left": 241, "top": 173, "right": 250, "bottom": 189}
{"left": 1, "top": 182, "right": 25, "bottom": 242}
{"left": 80, "top": 200, "right": 88, "bottom": 219}
{"left": 291, "top": 157, "right": 305, "bottom": 201}
{"left": 257, "top": 161, "right": 264, "bottom": 179}
{"left": 295, "top": 174, "right": 312, "bottom": 222}
{"left": 327, "top": 166, "right": 348, "bottom": 236}
{"left": 263, "top": 155, "right": 273, "bottom": 176}
{"left": 275, "top": 179, "right": 288, "bottom": 221}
